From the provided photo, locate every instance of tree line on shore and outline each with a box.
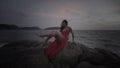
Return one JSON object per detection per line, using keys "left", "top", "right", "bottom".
{"left": 0, "top": 24, "right": 60, "bottom": 30}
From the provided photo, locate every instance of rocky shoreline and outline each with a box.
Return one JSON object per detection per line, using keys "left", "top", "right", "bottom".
{"left": 0, "top": 40, "right": 120, "bottom": 68}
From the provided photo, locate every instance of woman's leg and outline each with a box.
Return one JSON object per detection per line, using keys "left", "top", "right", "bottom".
{"left": 52, "top": 31, "right": 63, "bottom": 43}
{"left": 51, "top": 31, "right": 63, "bottom": 43}
{"left": 40, "top": 31, "right": 63, "bottom": 43}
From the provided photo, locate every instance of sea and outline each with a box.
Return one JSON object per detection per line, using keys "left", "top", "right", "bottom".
{"left": 0, "top": 30, "right": 120, "bottom": 56}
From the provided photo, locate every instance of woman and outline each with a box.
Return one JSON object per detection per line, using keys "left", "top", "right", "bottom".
{"left": 37, "top": 19, "right": 75, "bottom": 60}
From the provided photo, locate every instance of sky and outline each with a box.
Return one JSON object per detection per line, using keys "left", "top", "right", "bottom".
{"left": 0, "top": 0, "right": 120, "bottom": 30}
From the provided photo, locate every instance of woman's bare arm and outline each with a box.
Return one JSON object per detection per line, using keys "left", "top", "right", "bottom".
{"left": 69, "top": 27, "right": 75, "bottom": 43}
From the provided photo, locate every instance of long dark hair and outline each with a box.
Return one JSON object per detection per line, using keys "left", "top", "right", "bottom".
{"left": 60, "top": 19, "right": 68, "bottom": 32}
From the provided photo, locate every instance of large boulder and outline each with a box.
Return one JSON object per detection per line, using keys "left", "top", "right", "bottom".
{"left": 51, "top": 42, "right": 120, "bottom": 68}
{"left": 0, "top": 41, "right": 53, "bottom": 68}
{"left": 0, "top": 40, "right": 120, "bottom": 68}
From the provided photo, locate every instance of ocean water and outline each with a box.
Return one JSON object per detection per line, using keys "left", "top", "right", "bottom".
{"left": 0, "top": 30, "right": 120, "bottom": 56}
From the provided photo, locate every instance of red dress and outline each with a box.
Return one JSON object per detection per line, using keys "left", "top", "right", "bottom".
{"left": 45, "top": 30, "right": 70, "bottom": 59}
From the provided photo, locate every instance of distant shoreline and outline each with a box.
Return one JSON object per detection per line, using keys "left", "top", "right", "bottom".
{"left": 0, "top": 24, "right": 60, "bottom": 30}
{"left": 0, "top": 24, "right": 41, "bottom": 30}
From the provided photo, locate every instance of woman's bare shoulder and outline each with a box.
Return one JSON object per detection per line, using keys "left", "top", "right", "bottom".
{"left": 67, "top": 26, "right": 72, "bottom": 31}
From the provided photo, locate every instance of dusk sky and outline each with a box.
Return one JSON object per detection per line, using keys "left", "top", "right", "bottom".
{"left": 0, "top": 0, "right": 120, "bottom": 30}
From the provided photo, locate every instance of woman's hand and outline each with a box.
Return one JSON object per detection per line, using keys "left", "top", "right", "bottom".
{"left": 72, "top": 40, "right": 76, "bottom": 45}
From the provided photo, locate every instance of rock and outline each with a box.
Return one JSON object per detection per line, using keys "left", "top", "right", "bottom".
{"left": 55, "top": 42, "right": 83, "bottom": 68}
{"left": 79, "top": 47, "right": 105, "bottom": 65}
{"left": 95, "top": 65, "right": 109, "bottom": 68}
{"left": 0, "top": 41, "right": 120, "bottom": 68}
{"left": 0, "top": 42, "right": 53, "bottom": 68}
{"left": 95, "top": 48, "right": 120, "bottom": 68}
{"left": 75, "top": 61, "right": 93, "bottom": 68}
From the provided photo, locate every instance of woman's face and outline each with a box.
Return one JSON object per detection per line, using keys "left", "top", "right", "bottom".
{"left": 61, "top": 22, "right": 67, "bottom": 27}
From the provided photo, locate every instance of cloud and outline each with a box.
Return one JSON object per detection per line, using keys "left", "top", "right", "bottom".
{"left": 1, "top": 0, "right": 120, "bottom": 30}
{"left": 0, "top": 9, "right": 27, "bottom": 18}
